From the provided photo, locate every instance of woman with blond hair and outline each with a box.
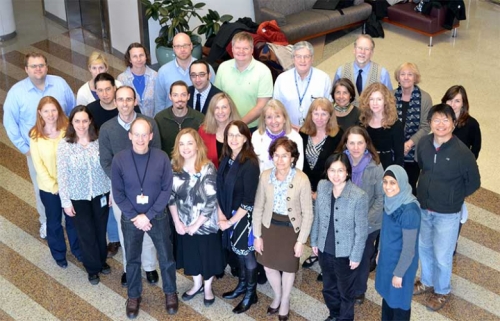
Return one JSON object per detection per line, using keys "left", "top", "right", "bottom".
{"left": 359, "top": 82, "right": 404, "bottom": 169}
{"left": 30, "top": 96, "right": 81, "bottom": 268}
{"left": 198, "top": 92, "right": 241, "bottom": 168}
{"left": 169, "top": 128, "right": 224, "bottom": 306}
{"left": 252, "top": 99, "right": 304, "bottom": 172}
{"left": 76, "top": 51, "right": 122, "bottom": 106}
{"left": 393, "top": 62, "right": 432, "bottom": 194}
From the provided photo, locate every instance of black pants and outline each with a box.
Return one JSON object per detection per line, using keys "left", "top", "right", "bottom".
{"left": 381, "top": 298, "right": 411, "bottom": 321}
{"left": 319, "top": 251, "right": 358, "bottom": 321}
{"left": 72, "top": 193, "right": 109, "bottom": 275}
{"left": 354, "top": 230, "right": 379, "bottom": 296}
{"left": 403, "top": 161, "right": 420, "bottom": 196}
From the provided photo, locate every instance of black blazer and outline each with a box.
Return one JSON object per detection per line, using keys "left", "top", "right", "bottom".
{"left": 188, "top": 84, "right": 222, "bottom": 115}
{"left": 300, "top": 129, "right": 343, "bottom": 192}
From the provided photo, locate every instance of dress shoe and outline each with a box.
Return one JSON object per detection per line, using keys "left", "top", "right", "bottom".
{"left": 165, "top": 292, "right": 179, "bottom": 315}
{"left": 101, "top": 263, "right": 111, "bottom": 275}
{"left": 107, "top": 242, "right": 120, "bottom": 258}
{"left": 267, "top": 304, "right": 280, "bottom": 315}
{"left": 125, "top": 297, "right": 141, "bottom": 319}
{"left": 355, "top": 293, "right": 365, "bottom": 305}
{"left": 56, "top": 259, "right": 68, "bottom": 269}
{"left": 121, "top": 272, "right": 127, "bottom": 287}
{"left": 181, "top": 286, "right": 204, "bottom": 301}
{"left": 88, "top": 274, "right": 100, "bottom": 285}
{"left": 278, "top": 313, "right": 290, "bottom": 321}
{"left": 146, "top": 270, "right": 159, "bottom": 284}
{"left": 317, "top": 272, "right": 323, "bottom": 282}
{"left": 204, "top": 297, "right": 215, "bottom": 307}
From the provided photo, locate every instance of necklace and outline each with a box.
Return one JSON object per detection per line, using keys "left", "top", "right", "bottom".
{"left": 334, "top": 103, "right": 351, "bottom": 113}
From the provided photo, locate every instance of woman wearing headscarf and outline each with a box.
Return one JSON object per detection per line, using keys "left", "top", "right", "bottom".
{"left": 375, "top": 165, "right": 420, "bottom": 321}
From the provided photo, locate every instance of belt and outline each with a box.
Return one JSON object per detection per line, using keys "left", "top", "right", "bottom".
{"left": 270, "top": 218, "right": 293, "bottom": 228}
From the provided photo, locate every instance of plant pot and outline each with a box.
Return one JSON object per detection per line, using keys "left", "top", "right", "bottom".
{"left": 155, "top": 43, "right": 203, "bottom": 67}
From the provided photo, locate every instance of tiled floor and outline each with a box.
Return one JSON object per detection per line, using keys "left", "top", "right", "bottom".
{"left": 1, "top": 0, "right": 499, "bottom": 320}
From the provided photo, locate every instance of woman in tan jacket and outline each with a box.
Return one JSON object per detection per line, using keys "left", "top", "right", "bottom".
{"left": 253, "top": 137, "right": 314, "bottom": 321}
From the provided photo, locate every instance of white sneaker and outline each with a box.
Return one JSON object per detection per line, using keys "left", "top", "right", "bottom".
{"left": 40, "top": 223, "right": 47, "bottom": 239}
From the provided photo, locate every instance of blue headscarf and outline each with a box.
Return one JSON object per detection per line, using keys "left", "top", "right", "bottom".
{"left": 383, "top": 165, "right": 419, "bottom": 215}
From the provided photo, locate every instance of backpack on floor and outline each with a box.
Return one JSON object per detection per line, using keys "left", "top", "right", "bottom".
{"left": 363, "top": 12, "right": 385, "bottom": 38}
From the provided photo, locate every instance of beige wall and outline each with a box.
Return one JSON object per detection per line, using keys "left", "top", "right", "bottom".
{"left": 44, "top": 0, "right": 67, "bottom": 22}
{"left": 108, "top": 0, "right": 141, "bottom": 54}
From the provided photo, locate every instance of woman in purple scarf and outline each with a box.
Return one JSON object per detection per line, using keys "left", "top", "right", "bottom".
{"left": 337, "top": 125, "right": 384, "bottom": 305}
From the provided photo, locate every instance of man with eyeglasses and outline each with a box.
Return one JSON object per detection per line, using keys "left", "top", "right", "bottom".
{"left": 215, "top": 31, "right": 273, "bottom": 130}
{"left": 99, "top": 86, "right": 162, "bottom": 288}
{"left": 111, "top": 117, "right": 177, "bottom": 318}
{"left": 273, "top": 41, "right": 332, "bottom": 130}
{"left": 333, "top": 34, "right": 392, "bottom": 104}
{"left": 187, "top": 60, "right": 221, "bottom": 114}
{"left": 154, "top": 81, "right": 204, "bottom": 157}
{"left": 413, "top": 103, "right": 480, "bottom": 312}
{"left": 155, "top": 33, "right": 216, "bottom": 115}
{"left": 3, "top": 52, "right": 75, "bottom": 240}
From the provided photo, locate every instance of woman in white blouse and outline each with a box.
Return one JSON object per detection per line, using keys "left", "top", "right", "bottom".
{"left": 57, "top": 105, "right": 111, "bottom": 285}
{"left": 251, "top": 99, "right": 304, "bottom": 172}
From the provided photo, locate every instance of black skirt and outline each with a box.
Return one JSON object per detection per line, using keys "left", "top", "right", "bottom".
{"left": 176, "top": 232, "right": 225, "bottom": 280}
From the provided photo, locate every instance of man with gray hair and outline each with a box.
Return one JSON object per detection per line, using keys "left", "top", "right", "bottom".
{"left": 334, "top": 34, "right": 392, "bottom": 104}
{"left": 273, "top": 41, "right": 332, "bottom": 130}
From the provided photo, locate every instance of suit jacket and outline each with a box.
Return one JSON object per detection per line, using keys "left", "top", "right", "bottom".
{"left": 188, "top": 84, "right": 222, "bottom": 115}
{"left": 252, "top": 168, "right": 313, "bottom": 244}
{"left": 311, "top": 179, "right": 368, "bottom": 262}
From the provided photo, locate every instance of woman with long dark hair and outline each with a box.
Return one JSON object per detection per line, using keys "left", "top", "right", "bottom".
{"left": 217, "top": 120, "right": 260, "bottom": 314}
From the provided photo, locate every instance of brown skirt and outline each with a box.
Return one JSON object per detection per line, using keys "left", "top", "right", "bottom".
{"left": 257, "top": 213, "right": 299, "bottom": 273}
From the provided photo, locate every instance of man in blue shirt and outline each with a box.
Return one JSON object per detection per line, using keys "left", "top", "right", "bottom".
{"left": 154, "top": 33, "right": 215, "bottom": 115}
{"left": 333, "top": 35, "right": 393, "bottom": 106}
{"left": 3, "top": 52, "right": 75, "bottom": 239}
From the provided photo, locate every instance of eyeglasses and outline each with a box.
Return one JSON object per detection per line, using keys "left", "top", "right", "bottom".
{"left": 228, "top": 133, "right": 243, "bottom": 139}
{"left": 355, "top": 46, "right": 372, "bottom": 52}
{"left": 28, "top": 64, "right": 47, "bottom": 69}
{"left": 294, "top": 54, "right": 312, "bottom": 60}
{"left": 116, "top": 97, "right": 134, "bottom": 103}
{"left": 431, "top": 118, "right": 451, "bottom": 124}
{"left": 190, "top": 72, "right": 207, "bottom": 79}
{"left": 173, "top": 44, "right": 191, "bottom": 50}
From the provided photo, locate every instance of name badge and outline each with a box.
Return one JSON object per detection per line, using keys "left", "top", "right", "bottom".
{"left": 137, "top": 194, "right": 149, "bottom": 204}
{"left": 100, "top": 195, "right": 107, "bottom": 208}
{"left": 299, "top": 118, "right": 305, "bottom": 126}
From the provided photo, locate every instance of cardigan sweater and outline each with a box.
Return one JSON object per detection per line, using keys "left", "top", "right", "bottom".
{"left": 311, "top": 179, "right": 368, "bottom": 262}
{"left": 252, "top": 168, "right": 313, "bottom": 244}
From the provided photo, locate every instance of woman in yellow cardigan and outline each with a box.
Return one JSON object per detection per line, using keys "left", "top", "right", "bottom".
{"left": 253, "top": 137, "right": 314, "bottom": 321}
{"left": 30, "top": 96, "right": 81, "bottom": 268}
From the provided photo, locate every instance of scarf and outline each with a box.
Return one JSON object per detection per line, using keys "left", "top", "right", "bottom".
{"left": 383, "top": 165, "right": 419, "bottom": 215}
{"left": 395, "top": 85, "right": 421, "bottom": 161}
{"left": 345, "top": 150, "right": 372, "bottom": 188}
{"left": 265, "top": 128, "right": 286, "bottom": 159}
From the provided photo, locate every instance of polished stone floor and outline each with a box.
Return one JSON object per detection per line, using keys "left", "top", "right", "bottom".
{"left": 0, "top": 0, "right": 499, "bottom": 320}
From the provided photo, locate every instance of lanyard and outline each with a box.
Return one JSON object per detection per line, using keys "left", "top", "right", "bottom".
{"left": 295, "top": 68, "right": 313, "bottom": 108}
{"left": 131, "top": 149, "right": 151, "bottom": 195}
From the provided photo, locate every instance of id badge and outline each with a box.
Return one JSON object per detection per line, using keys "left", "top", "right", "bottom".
{"left": 100, "top": 195, "right": 107, "bottom": 208}
{"left": 137, "top": 194, "right": 149, "bottom": 204}
{"left": 299, "top": 118, "right": 305, "bottom": 126}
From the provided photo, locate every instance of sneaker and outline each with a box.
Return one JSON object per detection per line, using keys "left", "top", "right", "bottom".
{"left": 413, "top": 280, "right": 433, "bottom": 295}
{"left": 39, "top": 223, "right": 47, "bottom": 239}
{"left": 426, "top": 293, "right": 449, "bottom": 311}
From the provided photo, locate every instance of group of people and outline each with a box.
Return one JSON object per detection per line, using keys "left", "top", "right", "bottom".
{"left": 3, "top": 29, "right": 481, "bottom": 321}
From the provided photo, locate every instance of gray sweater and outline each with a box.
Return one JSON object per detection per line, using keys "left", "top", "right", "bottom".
{"left": 360, "top": 160, "right": 384, "bottom": 234}
{"left": 99, "top": 114, "right": 161, "bottom": 178}
{"left": 311, "top": 179, "right": 369, "bottom": 263}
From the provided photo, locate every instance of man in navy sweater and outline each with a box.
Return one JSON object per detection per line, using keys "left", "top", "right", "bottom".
{"left": 112, "top": 118, "right": 177, "bottom": 318}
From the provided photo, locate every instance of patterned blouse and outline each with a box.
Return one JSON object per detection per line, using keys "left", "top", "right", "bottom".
{"left": 57, "top": 139, "right": 111, "bottom": 208}
{"left": 270, "top": 167, "right": 296, "bottom": 215}
{"left": 169, "top": 162, "right": 219, "bottom": 235}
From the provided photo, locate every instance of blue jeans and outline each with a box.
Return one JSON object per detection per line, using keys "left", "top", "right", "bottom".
{"left": 106, "top": 206, "right": 119, "bottom": 243}
{"left": 40, "top": 190, "right": 81, "bottom": 261}
{"left": 419, "top": 209, "right": 460, "bottom": 294}
{"left": 121, "top": 210, "right": 176, "bottom": 299}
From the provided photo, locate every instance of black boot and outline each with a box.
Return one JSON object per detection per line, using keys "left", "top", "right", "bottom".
{"left": 223, "top": 267, "right": 246, "bottom": 299}
{"left": 233, "top": 268, "right": 258, "bottom": 314}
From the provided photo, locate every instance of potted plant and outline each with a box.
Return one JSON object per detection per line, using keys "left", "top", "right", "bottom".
{"left": 141, "top": 0, "right": 232, "bottom": 65}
